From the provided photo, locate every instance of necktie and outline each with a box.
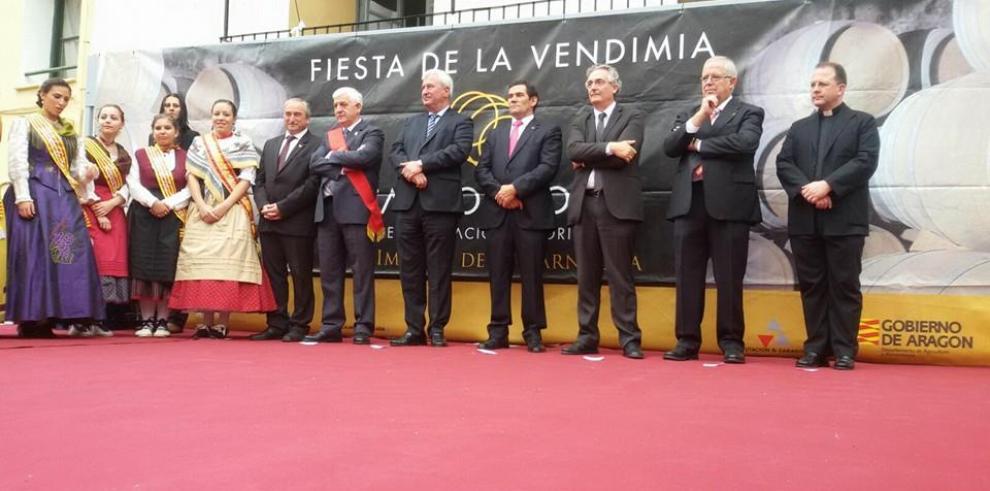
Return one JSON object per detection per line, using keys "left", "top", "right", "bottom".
{"left": 508, "top": 119, "right": 523, "bottom": 156}
{"left": 710, "top": 107, "right": 721, "bottom": 125}
{"left": 426, "top": 112, "right": 438, "bottom": 139}
{"left": 276, "top": 134, "right": 296, "bottom": 171}
{"left": 692, "top": 108, "right": 721, "bottom": 182}
{"left": 595, "top": 112, "right": 606, "bottom": 142}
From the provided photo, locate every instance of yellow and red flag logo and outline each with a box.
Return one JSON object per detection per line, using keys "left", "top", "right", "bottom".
{"left": 858, "top": 319, "right": 881, "bottom": 346}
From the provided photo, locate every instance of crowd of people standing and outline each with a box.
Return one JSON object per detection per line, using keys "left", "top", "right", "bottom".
{"left": 3, "top": 58, "right": 878, "bottom": 370}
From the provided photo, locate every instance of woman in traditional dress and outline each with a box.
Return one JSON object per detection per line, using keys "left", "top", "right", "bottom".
{"left": 3, "top": 78, "right": 103, "bottom": 338}
{"left": 128, "top": 114, "right": 190, "bottom": 338}
{"left": 168, "top": 99, "right": 275, "bottom": 338}
{"left": 74, "top": 104, "right": 132, "bottom": 337}
{"left": 148, "top": 93, "right": 199, "bottom": 151}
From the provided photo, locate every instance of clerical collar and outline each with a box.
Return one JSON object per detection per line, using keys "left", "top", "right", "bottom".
{"left": 819, "top": 103, "right": 845, "bottom": 118}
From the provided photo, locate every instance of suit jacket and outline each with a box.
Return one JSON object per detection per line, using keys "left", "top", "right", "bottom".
{"left": 255, "top": 130, "right": 320, "bottom": 237}
{"left": 775, "top": 103, "right": 879, "bottom": 236}
{"left": 310, "top": 120, "right": 385, "bottom": 225}
{"left": 474, "top": 117, "right": 561, "bottom": 231}
{"left": 565, "top": 103, "right": 645, "bottom": 225}
{"left": 389, "top": 109, "right": 474, "bottom": 213}
{"left": 663, "top": 97, "right": 764, "bottom": 224}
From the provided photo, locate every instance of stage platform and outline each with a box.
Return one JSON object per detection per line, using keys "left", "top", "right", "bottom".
{"left": 2, "top": 326, "right": 987, "bottom": 490}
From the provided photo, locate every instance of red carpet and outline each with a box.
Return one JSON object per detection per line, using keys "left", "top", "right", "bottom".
{"left": 2, "top": 326, "right": 988, "bottom": 490}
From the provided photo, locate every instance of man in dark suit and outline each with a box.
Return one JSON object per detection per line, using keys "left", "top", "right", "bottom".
{"left": 251, "top": 98, "right": 320, "bottom": 342}
{"left": 389, "top": 69, "right": 474, "bottom": 347}
{"left": 776, "top": 62, "right": 879, "bottom": 371}
{"left": 563, "top": 64, "right": 645, "bottom": 360}
{"left": 474, "top": 80, "right": 561, "bottom": 353}
{"left": 305, "top": 87, "right": 385, "bottom": 345}
{"left": 663, "top": 56, "right": 764, "bottom": 364}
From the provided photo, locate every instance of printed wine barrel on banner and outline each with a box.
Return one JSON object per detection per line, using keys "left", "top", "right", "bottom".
{"left": 863, "top": 225, "right": 906, "bottom": 259}
{"left": 706, "top": 233, "right": 794, "bottom": 286}
{"left": 741, "top": 21, "right": 909, "bottom": 121}
{"left": 953, "top": 0, "right": 990, "bottom": 71}
{"left": 753, "top": 119, "right": 791, "bottom": 230}
{"left": 862, "top": 250, "right": 990, "bottom": 295}
{"left": 900, "top": 28, "right": 972, "bottom": 91}
{"left": 871, "top": 72, "right": 990, "bottom": 251}
{"left": 186, "top": 63, "right": 288, "bottom": 146}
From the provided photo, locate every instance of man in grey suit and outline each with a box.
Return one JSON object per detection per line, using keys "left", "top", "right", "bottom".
{"left": 663, "top": 56, "right": 764, "bottom": 364}
{"left": 306, "top": 87, "right": 385, "bottom": 345}
{"left": 389, "top": 69, "right": 474, "bottom": 347}
{"left": 563, "top": 64, "right": 645, "bottom": 359}
{"left": 474, "top": 80, "right": 561, "bottom": 353}
{"left": 776, "top": 62, "right": 879, "bottom": 370}
{"left": 251, "top": 98, "right": 320, "bottom": 342}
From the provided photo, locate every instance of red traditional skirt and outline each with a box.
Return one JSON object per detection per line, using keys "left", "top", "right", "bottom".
{"left": 168, "top": 269, "right": 276, "bottom": 312}
{"left": 82, "top": 184, "right": 128, "bottom": 277}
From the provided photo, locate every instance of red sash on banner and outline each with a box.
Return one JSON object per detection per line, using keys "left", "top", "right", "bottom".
{"left": 327, "top": 127, "right": 385, "bottom": 242}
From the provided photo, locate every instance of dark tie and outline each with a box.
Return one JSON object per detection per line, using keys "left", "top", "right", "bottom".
{"left": 595, "top": 112, "right": 606, "bottom": 142}
{"left": 426, "top": 113, "right": 438, "bottom": 139}
{"left": 276, "top": 135, "right": 296, "bottom": 172}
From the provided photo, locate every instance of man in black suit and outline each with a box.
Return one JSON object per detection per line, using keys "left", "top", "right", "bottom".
{"left": 474, "top": 80, "right": 561, "bottom": 353}
{"left": 663, "top": 56, "right": 764, "bottom": 364}
{"left": 389, "top": 69, "right": 474, "bottom": 347}
{"left": 776, "top": 62, "right": 879, "bottom": 371}
{"left": 305, "top": 87, "right": 385, "bottom": 345}
{"left": 563, "top": 64, "right": 645, "bottom": 359}
{"left": 251, "top": 98, "right": 321, "bottom": 342}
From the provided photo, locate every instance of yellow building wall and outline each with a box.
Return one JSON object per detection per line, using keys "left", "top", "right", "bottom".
{"left": 291, "top": 0, "right": 358, "bottom": 29}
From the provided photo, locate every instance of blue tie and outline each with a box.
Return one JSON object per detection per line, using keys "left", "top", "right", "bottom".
{"left": 426, "top": 112, "right": 438, "bottom": 139}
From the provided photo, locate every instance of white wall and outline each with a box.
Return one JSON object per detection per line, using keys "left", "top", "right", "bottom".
{"left": 89, "top": 0, "right": 290, "bottom": 53}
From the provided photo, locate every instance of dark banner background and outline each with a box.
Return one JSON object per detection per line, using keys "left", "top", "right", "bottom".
{"left": 150, "top": 0, "right": 952, "bottom": 284}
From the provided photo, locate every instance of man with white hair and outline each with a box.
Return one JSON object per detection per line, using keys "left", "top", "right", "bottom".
{"left": 663, "top": 55, "right": 764, "bottom": 364}
{"left": 389, "top": 69, "right": 474, "bottom": 347}
{"left": 305, "top": 87, "right": 385, "bottom": 345}
{"left": 251, "top": 97, "right": 320, "bottom": 342}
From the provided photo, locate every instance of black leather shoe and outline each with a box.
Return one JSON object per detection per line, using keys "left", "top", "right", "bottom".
{"left": 623, "top": 342, "right": 644, "bottom": 359}
{"left": 478, "top": 337, "right": 509, "bottom": 350}
{"left": 723, "top": 350, "right": 746, "bottom": 364}
{"left": 561, "top": 343, "right": 598, "bottom": 355}
{"left": 352, "top": 333, "right": 371, "bottom": 345}
{"left": 430, "top": 331, "right": 448, "bottom": 347}
{"left": 834, "top": 355, "right": 856, "bottom": 370}
{"left": 250, "top": 328, "right": 285, "bottom": 341}
{"left": 663, "top": 346, "right": 699, "bottom": 361}
{"left": 796, "top": 352, "right": 829, "bottom": 368}
{"left": 282, "top": 331, "right": 307, "bottom": 342}
{"left": 390, "top": 332, "right": 426, "bottom": 346}
{"left": 526, "top": 340, "right": 546, "bottom": 353}
{"left": 304, "top": 330, "right": 342, "bottom": 343}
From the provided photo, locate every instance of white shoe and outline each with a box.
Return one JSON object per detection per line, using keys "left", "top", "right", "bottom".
{"left": 91, "top": 325, "right": 114, "bottom": 337}
{"left": 153, "top": 323, "right": 171, "bottom": 337}
{"left": 135, "top": 320, "right": 155, "bottom": 337}
{"left": 68, "top": 324, "right": 93, "bottom": 337}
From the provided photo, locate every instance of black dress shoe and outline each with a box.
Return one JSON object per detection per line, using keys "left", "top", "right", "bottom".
{"left": 250, "top": 328, "right": 285, "bottom": 341}
{"left": 663, "top": 346, "right": 699, "bottom": 361}
{"left": 723, "top": 350, "right": 746, "bottom": 364}
{"left": 623, "top": 342, "right": 644, "bottom": 359}
{"left": 526, "top": 340, "right": 546, "bottom": 353}
{"left": 478, "top": 337, "right": 509, "bottom": 350}
{"left": 304, "top": 330, "right": 343, "bottom": 343}
{"left": 796, "top": 352, "right": 829, "bottom": 368}
{"left": 834, "top": 355, "right": 856, "bottom": 370}
{"left": 390, "top": 332, "right": 426, "bottom": 346}
{"left": 282, "top": 331, "right": 307, "bottom": 342}
{"left": 352, "top": 333, "right": 371, "bottom": 345}
{"left": 430, "top": 332, "right": 448, "bottom": 347}
{"left": 561, "top": 343, "right": 598, "bottom": 355}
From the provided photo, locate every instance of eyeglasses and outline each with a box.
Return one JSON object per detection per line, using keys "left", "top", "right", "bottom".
{"left": 700, "top": 74, "right": 732, "bottom": 83}
{"left": 585, "top": 78, "right": 612, "bottom": 89}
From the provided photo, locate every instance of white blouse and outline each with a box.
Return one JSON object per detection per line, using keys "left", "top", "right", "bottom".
{"left": 125, "top": 148, "right": 191, "bottom": 210}
{"left": 6, "top": 117, "right": 93, "bottom": 204}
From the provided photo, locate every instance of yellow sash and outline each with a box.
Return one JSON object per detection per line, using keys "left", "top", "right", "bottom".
{"left": 26, "top": 113, "right": 90, "bottom": 227}
{"left": 146, "top": 145, "right": 187, "bottom": 227}
{"left": 84, "top": 137, "right": 124, "bottom": 195}
{"left": 200, "top": 134, "right": 257, "bottom": 239}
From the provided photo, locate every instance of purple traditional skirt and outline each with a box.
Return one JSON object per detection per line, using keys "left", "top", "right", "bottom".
{"left": 3, "top": 178, "right": 105, "bottom": 322}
